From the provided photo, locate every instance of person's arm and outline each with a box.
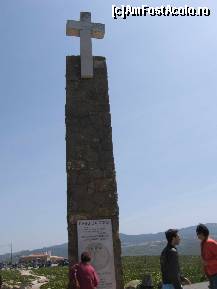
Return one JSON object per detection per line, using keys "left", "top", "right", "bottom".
{"left": 180, "top": 270, "right": 191, "bottom": 284}
{"left": 93, "top": 269, "right": 99, "bottom": 287}
{"left": 206, "top": 242, "right": 217, "bottom": 266}
{"left": 168, "top": 249, "right": 183, "bottom": 289}
{"left": 180, "top": 276, "right": 191, "bottom": 285}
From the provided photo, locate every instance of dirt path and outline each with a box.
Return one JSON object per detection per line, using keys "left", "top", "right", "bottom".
{"left": 184, "top": 282, "right": 209, "bottom": 289}
{"left": 30, "top": 276, "right": 48, "bottom": 289}
{"left": 20, "top": 270, "right": 48, "bottom": 289}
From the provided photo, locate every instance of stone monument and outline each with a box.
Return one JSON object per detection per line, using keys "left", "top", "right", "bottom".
{"left": 66, "top": 12, "right": 124, "bottom": 289}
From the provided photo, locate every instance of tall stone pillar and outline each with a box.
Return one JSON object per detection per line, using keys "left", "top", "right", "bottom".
{"left": 66, "top": 56, "right": 124, "bottom": 289}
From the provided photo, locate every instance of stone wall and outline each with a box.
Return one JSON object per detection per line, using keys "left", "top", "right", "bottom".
{"left": 66, "top": 56, "right": 124, "bottom": 289}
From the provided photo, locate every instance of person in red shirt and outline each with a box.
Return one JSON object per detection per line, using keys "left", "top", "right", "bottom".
{"left": 196, "top": 224, "right": 217, "bottom": 289}
{"left": 70, "top": 252, "right": 99, "bottom": 289}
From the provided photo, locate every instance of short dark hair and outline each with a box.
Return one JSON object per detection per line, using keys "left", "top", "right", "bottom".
{"left": 196, "top": 224, "right": 209, "bottom": 237}
{"left": 81, "top": 252, "right": 91, "bottom": 263}
{"left": 165, "top": 229, "right": 178, "bottom": 243}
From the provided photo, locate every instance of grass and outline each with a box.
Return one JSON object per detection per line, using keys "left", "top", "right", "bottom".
{"left": 0, "top": 256, "right": 207, "bottom": 288}
{"left": 123, "top": 256, "right": 207, "bottom": 286}
{"left": 1, "top": 269, "right": 35, "bottom": 287}
{"left": 30, "top": 256, "right": 207, "bottom": 289}
{"left": 32, "top": 267, "right": 68, "bottom": 289}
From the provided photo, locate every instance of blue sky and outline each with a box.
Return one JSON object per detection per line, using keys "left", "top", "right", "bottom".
{"left": 0, "top": 0, "right": 216, "bottom": 254}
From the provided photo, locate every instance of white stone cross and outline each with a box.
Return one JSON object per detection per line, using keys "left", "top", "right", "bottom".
{"left": 66, "top": 12, "right": 105, "bottom": 79}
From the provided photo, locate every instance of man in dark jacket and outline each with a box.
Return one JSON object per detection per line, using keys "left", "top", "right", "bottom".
{"left": 160, "top": 229, "right": 191, "bottom": 289}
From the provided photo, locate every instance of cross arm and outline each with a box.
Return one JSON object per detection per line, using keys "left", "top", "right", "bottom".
{"left": 66, "top": 20, "right": 82, "bottom": 37}
{"left": 91, "top": 23, "right": 105, "bottom": 39}
{"left": 66, "top": 20, "right": 105, "bottom": 39}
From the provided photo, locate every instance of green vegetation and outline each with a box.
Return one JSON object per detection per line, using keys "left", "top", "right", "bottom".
{"left": 30, "top": 256, "right": 207, "bottom": 289}
{"left": 123, "top": 256, "right": 207, "bottom": 286}
{"left": 32, "top": 267, "right": 68, "bottom": 289}
{"left": 0, "top": 256, "right": 207, "bottom": 288}
{"left": 1, "top": 269, "right": 34, "bottom": 287}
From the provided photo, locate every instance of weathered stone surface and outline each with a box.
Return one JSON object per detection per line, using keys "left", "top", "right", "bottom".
{"left": 66, "top": 56, "right": 124, "bottom": 289}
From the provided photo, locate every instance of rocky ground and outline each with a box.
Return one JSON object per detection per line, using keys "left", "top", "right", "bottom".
{"left": 2, "top": 270, "right": 48, "bottom": 289}
{"left": 125, "top": 280, "right": 209, "bottom": 289}
{"left": 21, "top": 270, "right": 48, "bottom": 289}
{"left": 184, "top": 282, "right": 209, "bottom": 289}
{"left": 30, "top": 276, "right": 48, "bottom": 289}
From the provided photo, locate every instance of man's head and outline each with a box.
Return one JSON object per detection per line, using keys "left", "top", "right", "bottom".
{"left": 196, "top": 224, "right": 209, "bottom": 241}
{"left": 81, "top": 251, "right": 91, "bottom": 263}
{"left": 165, "top": 229, "right": 180, "bottom": 246}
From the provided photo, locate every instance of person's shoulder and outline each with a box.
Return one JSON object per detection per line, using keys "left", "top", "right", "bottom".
{"left": 87, "top": 264, "right": 96, "bottom": 271}
{"left": 207, "top": 238, "right": 217, "bottom": 243}
{"left": 161, "top": 245, "right": 177, "bottom": 257}
{"left": 207, "top": 238, "right": 217, "bottom": 247}
{"left": 161, "top": 245, "right": 170, "bottom": 253}
{"left": 168, "top": 247, "right": 178, "bottom": 255}
{"left": 171, "top": 247, "right": 177, "bottom": 252}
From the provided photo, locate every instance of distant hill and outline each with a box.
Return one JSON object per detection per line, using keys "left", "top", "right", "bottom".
{"left": 121, "top": 223, "right": 217, "bottom": 256}
{"left": 1, "top": 223, "right": 217, "bottom": 261}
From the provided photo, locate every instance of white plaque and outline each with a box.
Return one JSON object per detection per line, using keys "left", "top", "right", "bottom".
{"left": 77, "top": 219, "right": 116, "bottom": 289}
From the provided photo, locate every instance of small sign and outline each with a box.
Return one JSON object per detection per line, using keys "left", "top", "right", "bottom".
{"left": 77, "top": 219, "right": 116, "bottom": 289}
